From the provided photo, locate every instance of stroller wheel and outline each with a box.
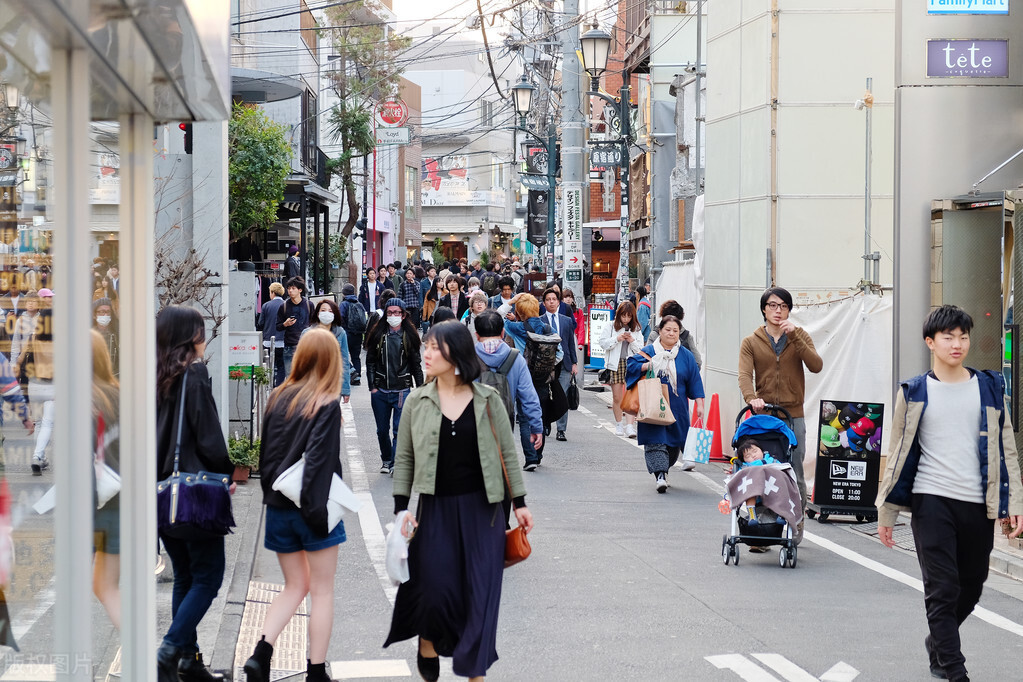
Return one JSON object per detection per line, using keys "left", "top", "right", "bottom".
{"left": 788, "top": 546, "right": 798, "bottom": 568}
{"left": 806, "top": 509, "right": 817, "bottom": 519}
{"left": 721, "top": 537, "right": 731, "bottom": 565}
{"left": 778, "top": 547, "right": 787, "bottom": 568}
{"left": 732, "top": 545, "right": 740, "bottom": 566}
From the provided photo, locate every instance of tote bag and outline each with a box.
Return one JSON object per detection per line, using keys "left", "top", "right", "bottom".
{"left": 682, "top": 418, "right": 713, "bottom": 464}
{"left": 636, "top": 377, "right": 675, "bottom": 426}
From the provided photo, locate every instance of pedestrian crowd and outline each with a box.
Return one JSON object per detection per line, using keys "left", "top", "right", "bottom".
{"left": 66, "top": 251, "right": 1021, "bottom": 682}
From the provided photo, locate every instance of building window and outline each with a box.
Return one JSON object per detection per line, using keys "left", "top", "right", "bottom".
{"left": 405, "top": 166, "right": 417, "bottom": 219}
{"left": 491, "top": 156, "right": 505, "bottom": 190}
{"left": 480, "top": 100, "right": 493, "bottom": 127}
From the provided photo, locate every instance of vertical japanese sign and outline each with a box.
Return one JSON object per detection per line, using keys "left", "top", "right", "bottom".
{"left": 562, "top": 185, "right": 583, "bottom": 290}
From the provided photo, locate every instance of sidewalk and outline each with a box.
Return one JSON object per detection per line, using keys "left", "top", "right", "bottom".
{"left": 590, "top": 389, "right": 1023, "bottom": 583}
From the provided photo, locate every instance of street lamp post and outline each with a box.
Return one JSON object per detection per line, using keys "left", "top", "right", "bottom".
{"left": 511, "top": 75, "right": 557, "bottom": 277}
{"left": 580, "top": 25, "right": 632, "bottom": 298}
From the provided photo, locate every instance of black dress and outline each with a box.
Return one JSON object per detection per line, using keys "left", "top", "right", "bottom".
{"left": 384, "top": 400, "right": 506, "bottom": 677}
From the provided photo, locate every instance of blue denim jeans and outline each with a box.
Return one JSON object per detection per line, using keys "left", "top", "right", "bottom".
{"left": 519, "top": 413, "right": 539, "bottom": 465}
{"left": 283, "top": 344, "right": 297, "bottom": 377}
{"left": 160, "top": 534, "right": 226, "bottom": 653}
{"left": 371, "top": 389, "right": 408, "bottom": 465}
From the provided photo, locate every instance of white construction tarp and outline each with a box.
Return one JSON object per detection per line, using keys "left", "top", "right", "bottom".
{"left": 791, "top": 294, "right": 894, "bottom": 488}
{"left": 653, "top": 195, "right": 706, "bottom": 363}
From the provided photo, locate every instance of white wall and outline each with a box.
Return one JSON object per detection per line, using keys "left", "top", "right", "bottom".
{"left": 702, "top": 0, "right": 895, "bottom": 411}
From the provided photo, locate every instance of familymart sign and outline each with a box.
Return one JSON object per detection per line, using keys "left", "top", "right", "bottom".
{"left": 927, "top": 0, "right": 1008, "bottom": 14}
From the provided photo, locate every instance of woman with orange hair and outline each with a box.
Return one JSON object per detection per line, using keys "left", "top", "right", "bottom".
{"left": 243, "top": 328, "right": 346, "bottom": 682}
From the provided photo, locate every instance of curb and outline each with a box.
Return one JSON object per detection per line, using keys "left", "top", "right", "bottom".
{"left": 989, "top": 548, "right": 1023, "bottom": 582}
{"left": 210, "top": 480, "right": 266, "bottom": 676}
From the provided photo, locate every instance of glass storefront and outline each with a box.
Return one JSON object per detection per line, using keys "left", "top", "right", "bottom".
{"left": 0, "top": 2, "right": 228, "bottom": 679}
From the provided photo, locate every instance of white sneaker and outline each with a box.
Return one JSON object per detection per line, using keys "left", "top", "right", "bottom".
{"left": 615, "top": 422, "right": 625, "bottom": 436}
{"left": 655, "top": 474, "right": 667, "bottom": 493}
{"left": 680, "top": 460, "right": 696, "bottom": 471}
{"left": 626, "top": 423, "right": 637, "bottom": 438}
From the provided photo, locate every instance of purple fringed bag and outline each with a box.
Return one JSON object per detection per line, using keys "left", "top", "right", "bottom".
{"left": 157, "top": 371, "right": 235, "bottom": 540}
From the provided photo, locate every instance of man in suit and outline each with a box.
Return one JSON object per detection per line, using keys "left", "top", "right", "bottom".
{"left": 542, "top": 287, "right": 577, "bottom": 441}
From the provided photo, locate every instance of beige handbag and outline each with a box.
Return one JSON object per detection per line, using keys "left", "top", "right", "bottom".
{"left": 636, "top": 375, "right": 675, "bottom": 426}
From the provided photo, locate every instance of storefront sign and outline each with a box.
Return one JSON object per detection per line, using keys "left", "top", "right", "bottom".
{"left": 421, "top": 188, "right": 505, "bottom": 207}
{"left": 375, "top": 127, "right": 410, "bottom": 145}
{"left": 813, "top": 400, "right": 884, "bottom": 509}
{"left": 588, "top": 308, "right": 612, "bottom": 367}
{"left": 927, "top": 39, "right": 1008, "bottom": 77}
{"left": 927, "top": 0, "right": 1008, "bottom": 14}
{"left": 375, "top": 98, "right": 409, "bottom": 127}
{"left": 590, "top": 144, "right": 623, "bottom": 167}
{"left": 228, "top": 332, "right": 262, "bottom": 367}
{"left": 563, "top": 186, "right": 583, "bottom": 284}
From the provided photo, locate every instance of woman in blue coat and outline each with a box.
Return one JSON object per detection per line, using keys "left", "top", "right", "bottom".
{"left": 626, "top": 315, "right": 705, "bottom": 493}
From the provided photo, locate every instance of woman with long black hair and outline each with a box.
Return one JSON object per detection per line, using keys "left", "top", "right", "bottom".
{"left": 384, "top": 321, "right": 533, "bottom": 681}
{"left": 365, "top": 298, "right": 424, "bottom": 474}
{"left": 155, "top": 306, "right": 234, "bottom": 682}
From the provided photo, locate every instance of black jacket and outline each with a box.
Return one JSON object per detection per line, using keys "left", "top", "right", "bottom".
{"left": 259, "top": 396, "right": 342, "bottom": 537}
{"left": 439, "top": 292, "right": 469, "bottom": 319}
{"left": 359, "top": 281, "right": 386, "bottom": 314}
{"left": 284, "top": 255, "right": 301, "bottom": 280}
{"left": 156, "top": 362, "right": 232, "bottom": 481}
{"left": 276, "top": 297, "right": 314, "bottom": 347}
{"left": 366, "top": 330, "right": 424, "bottom": 391}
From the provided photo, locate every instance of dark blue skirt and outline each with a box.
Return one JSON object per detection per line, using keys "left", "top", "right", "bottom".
{"left": 384, "top": 490, "right": 506, "bottom": 677}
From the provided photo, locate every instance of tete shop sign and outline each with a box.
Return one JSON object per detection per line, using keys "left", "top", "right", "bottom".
{"left": 927, "top": 0, "right": 1008, "bottom": 14}
{"left": 927, "top": 39, "right": 1008, "bottom": 77}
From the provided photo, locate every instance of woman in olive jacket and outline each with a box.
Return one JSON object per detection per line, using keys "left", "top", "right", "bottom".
{"left": 384, "top": 321, "right": 533, "bottom": 682}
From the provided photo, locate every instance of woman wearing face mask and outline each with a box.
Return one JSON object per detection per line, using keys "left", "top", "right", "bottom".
{"left": 92, "top": 297, "right": 119, "bottom": 376}
{"left": 300, "top": 299, "right": 351, "bottom": 403}
{"left": 364, "top": 298, "right": 424, "bottom": 474}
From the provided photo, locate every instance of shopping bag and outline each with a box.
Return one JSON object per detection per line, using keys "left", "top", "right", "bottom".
{"left": 385, "top": 511, "right": 413, "bottom": 585}
{"left": 683, "top": 419, "right": 713, "bottom": 464}
{"left": 272, "top": 456, "right": 363, "bottom": 534}
{"left": 636, "top": 377, "right": 675, "bottom": 426}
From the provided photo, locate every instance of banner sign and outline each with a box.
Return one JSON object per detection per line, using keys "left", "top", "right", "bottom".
{"left": 526, "top": 145, "right": 549, "bottom": 175}
{"left": 563, "top": 185, "right": 583, "bottom": 284}
{"left": 527, "top": 190, "right": 548, "bottom": 247}
{"left": 588, "top": 308, "right": 612, "bottom": 367}
{"left": 927, "top": 40, "right": 1008, "bottom": 78}
{"left": 813, "top": 400, "right": 884, "bottom": 509}
{"left": 927, "top": 0, "right": 1008, "bottom": 14}
{"left": 520, "top": 173, "right": 550, "bottom": 191}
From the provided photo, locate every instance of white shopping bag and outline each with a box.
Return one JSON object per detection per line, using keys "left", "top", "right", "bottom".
{"left": 385, "top": 511, "right": 413, "bottom": 585}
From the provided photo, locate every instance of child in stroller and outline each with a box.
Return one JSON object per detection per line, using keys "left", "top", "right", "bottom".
{"left": 734, "top": 439, "right": 783, "bottom": 527}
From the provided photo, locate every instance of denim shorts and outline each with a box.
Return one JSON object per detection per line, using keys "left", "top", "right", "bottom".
{"left": 264, "top": 505, "right": 346, "bottom": 553}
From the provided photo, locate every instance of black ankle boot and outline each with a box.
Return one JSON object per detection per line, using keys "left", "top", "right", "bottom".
{"left": 416, "top": 652, "right": 439, "bottom": 682}
{"left": 306, "top": 659, "right": 331, "bottom": 681}
{"left": 243, "top": 636, "right": 274, "bottom": 682}
{"left": 178, "top": 652, "right": 225, "bottom": 682}
{"left": 156, "top": 643, "right": 180, "bottom": 682}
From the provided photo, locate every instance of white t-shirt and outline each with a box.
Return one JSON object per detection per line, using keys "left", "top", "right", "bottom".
{"left": 913, "top": 374, "right": 984, "bottom": 504}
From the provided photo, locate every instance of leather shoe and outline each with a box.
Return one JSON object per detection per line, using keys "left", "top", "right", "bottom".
{"left": 416, "top": 652, "right": 439, "bottom": 682}
{"left": 556, "top": 430, "right": 567, "bottom": 441}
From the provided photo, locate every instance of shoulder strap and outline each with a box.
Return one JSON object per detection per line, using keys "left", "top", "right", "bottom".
{"left": 497, "top": 349, "right": 518, "bottom": 375}
{"left": 172, "top": 369, "right": 188, "bottom": 475}
{"left": 486, "top": 403, "right": 517, "bottom": 510}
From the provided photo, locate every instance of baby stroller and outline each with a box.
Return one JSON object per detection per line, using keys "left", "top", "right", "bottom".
{"left": 721, "top": 404, "right": 802, "bottom": 568}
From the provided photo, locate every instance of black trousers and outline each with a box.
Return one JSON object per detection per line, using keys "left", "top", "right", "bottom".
{"left": 347, "top": 332, "right": 363, "bottom": 376}
{"left": 911, "top": 493, "right": 994, "bottom": 679}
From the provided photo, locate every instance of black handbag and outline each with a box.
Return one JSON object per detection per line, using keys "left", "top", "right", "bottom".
{"left": 566, "top": 374, "right": 580, "bottom": 411}
{"left": 157, "top": 370, "right": 235, "bottom": 540}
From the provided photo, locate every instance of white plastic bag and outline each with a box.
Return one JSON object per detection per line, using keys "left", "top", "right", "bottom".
{"left": 385, "top": 511, "right": 412, "bottom": 585}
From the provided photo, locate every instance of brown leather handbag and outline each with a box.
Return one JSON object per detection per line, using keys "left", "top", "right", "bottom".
{"left": 487, "top": 405, "right": 532, "bottom": 568}
{"left": 621, "top": 350, "right": 653, "bottom": 416}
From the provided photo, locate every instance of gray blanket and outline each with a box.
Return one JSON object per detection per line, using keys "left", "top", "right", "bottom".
{"left": 725, "top": 463, "right": 803, "bottom": 527}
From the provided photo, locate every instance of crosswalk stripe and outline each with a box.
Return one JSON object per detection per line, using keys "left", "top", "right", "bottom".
{"left": 327, "top": 659, "right": 411, "bottom": 678}
{"left": 706, "top": 654, "right": 782, "bottom": 681}
{"left": 752, "top": 653, "right": 819, "bottom": 682}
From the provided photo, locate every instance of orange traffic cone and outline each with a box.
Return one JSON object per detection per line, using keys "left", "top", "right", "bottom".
{"left": 707, "top": 393, "right": 727, "bottom": 461}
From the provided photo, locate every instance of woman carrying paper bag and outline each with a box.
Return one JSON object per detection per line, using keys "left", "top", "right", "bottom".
{"left": 625, "top": 315, "right": 705, "bottom": 494}
{"left": 244, "top": 328, "right": 347, "bottom": 682}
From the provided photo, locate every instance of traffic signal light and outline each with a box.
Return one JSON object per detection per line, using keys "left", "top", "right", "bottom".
{"left": 179, "top": 122, "right": 192, "bottom": 154}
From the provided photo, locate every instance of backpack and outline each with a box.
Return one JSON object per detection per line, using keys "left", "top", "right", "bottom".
{"left": 524, "top": 327, "right": 562, "bottom": 387}
{"left": 478, "top": 349, "right": 518, "bottom": 422}
{"left": 480, "top": 271, "right": 499, "bottom": 296}
{"left": 343, "top": 300, "right": 368, "bottom": 334}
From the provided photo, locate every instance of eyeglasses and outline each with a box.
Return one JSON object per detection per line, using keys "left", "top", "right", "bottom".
{"left": 765, "top": 302, "right": 789, "bottom": 311}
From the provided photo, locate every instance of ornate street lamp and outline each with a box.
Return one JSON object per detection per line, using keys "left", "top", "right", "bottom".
{"left": 2, "top": 83, "right": 17, "bottom": 114}
{"left": 511, "top": 75, "right": 535, "bottom": 124}
{"left": 580, "top": 25, "right": 613, "bottom": 89}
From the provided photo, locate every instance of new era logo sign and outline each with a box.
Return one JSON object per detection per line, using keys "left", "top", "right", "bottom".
{"left": 831, "top": 462, "right": 847, "bottom": 478}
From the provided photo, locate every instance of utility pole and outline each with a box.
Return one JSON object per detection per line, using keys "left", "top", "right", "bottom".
{"left": 559, "top": 0, "right": 585, "bottom": 286}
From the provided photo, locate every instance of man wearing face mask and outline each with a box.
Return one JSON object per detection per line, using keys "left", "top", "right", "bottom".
{"left": 92, "top": 297, "right": 119, "bottom": 376}
{"left": 364, "top": 298, "right": 424, "bottom": 474}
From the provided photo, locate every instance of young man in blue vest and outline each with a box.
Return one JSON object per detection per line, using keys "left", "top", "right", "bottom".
{"left": 877, "top": 305, "right": 1023, "bottom": 682}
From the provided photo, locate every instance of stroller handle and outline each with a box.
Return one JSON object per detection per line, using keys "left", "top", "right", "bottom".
{"left": 734, "top": 403, "right": 794, "bottom": 429}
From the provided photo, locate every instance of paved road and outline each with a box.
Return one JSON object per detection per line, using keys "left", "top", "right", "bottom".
{"left": 244, "top": 375, "right": 1023, "bottom": 681}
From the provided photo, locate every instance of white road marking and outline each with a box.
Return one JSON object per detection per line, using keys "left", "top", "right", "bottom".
{"left": 342, "top": 403, "right": 398, "bottom": 606}
{"left": 705, "top": 654, "right": 781, "bottom": 681}
{"left": 328, "top": 659, "right": 411, "bottom": 678}
{"left": 751, "top": 653, "right": 819, "bottom": 682}
{"left": 820, "top": 661, "right": 860, "bottom": 682}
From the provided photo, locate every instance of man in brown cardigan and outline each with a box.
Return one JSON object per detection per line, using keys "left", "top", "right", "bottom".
{"left": 738, "top": 287, "right": 823, "bottom": 542}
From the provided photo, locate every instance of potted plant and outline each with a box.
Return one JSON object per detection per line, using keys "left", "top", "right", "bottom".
{"left": 228, "top": 435, "right": 260, "bottom": 483}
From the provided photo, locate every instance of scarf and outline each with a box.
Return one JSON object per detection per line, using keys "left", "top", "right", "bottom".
{"left": 650, "top": 338, "right": 680, "bottom": 396}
